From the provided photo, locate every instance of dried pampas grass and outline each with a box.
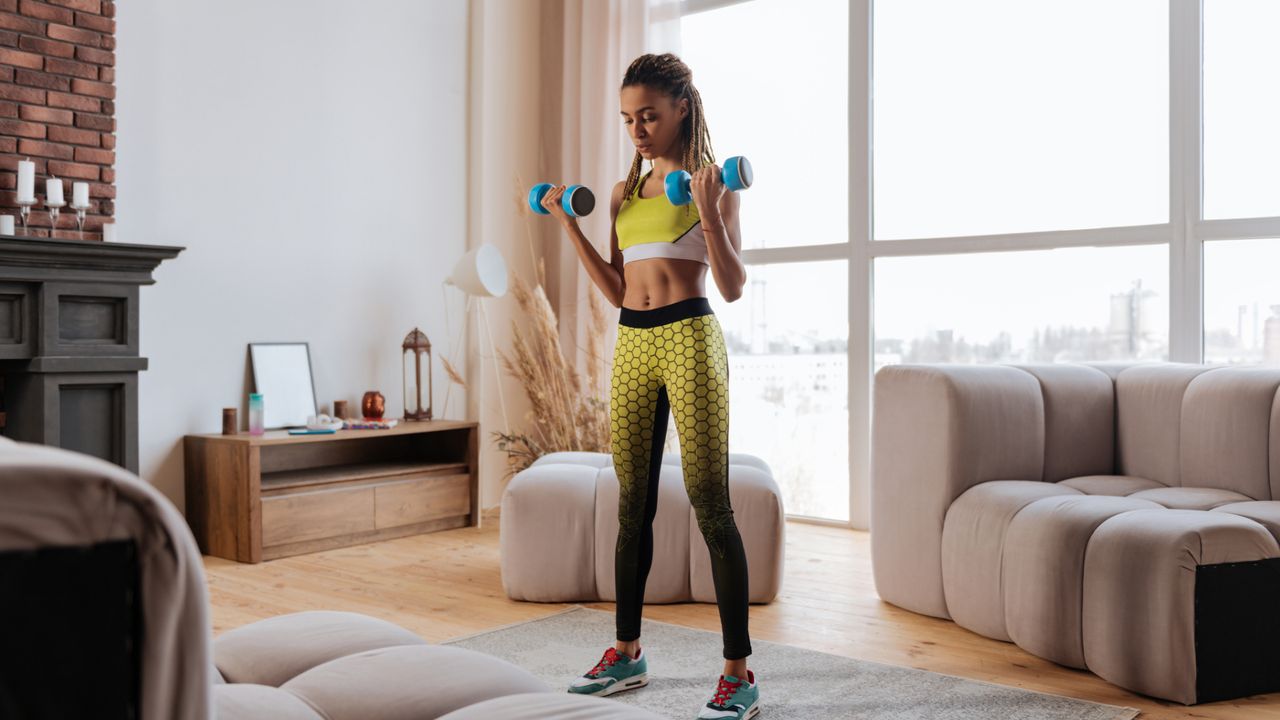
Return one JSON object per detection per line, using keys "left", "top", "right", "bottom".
{"left": 493, "top": 256, "right": 611, "bottom": 481}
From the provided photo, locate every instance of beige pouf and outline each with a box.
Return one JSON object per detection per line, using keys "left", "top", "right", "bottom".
{"left": 500, "top": 451, "right": 785, "bottom": 604}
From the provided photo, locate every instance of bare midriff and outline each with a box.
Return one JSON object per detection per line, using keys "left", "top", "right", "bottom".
{"left": 621, "top": 257, "right": 707, "bottom": 310}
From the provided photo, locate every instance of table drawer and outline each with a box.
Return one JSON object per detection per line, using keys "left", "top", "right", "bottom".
{"left": 262, "top": 485, "right": 375, "bottom": 547}
{"left": 375, "top": 472, "right": 471, "bottom": 529}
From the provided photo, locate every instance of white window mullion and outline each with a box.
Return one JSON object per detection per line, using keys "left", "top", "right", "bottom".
{"left": 1169, "top": 0, "right": 1204, "bottom": 362}
{"left": 849, "top": 0, "right": 873, "bottom": 532}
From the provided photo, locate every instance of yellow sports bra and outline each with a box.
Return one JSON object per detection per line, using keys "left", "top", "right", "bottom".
{"left": 615, "top": 170, "right": 707, "bottom": 266}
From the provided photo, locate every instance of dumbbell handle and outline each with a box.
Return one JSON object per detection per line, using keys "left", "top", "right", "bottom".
{"left": 528, "top": 183, "right": 596, "bottom": 218}
{"left": 665, "top": 156, "right": 754, "bottom": 207}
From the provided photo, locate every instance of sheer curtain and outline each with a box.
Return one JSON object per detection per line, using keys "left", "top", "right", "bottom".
{"left": 547, "top": 0, "right": 682, "bottom": 381}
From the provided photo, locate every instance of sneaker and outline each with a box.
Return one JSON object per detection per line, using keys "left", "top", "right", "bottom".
{"left": 567, "top": 646, "right": 649, "bottom": 697}
{"left": 696, "top": 669, "right": 760, "bottom": 719}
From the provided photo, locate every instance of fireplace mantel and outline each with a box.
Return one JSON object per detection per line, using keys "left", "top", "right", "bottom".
{"left": 0, "top": 235, "right": 184, "bottom": 473}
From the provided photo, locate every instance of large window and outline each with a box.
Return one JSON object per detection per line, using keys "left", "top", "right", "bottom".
{"left": 683, "top": 0, "right": 851, "bottom": 522}
{"left": 673, "top": 0, "right": 1278, "bottom": 528}
{"left": 873, "top": 0, "right": 1168, "bottom": 240}
{"left": 681, "top": 0, "right": 848, "bottom": 250}
{"left": 710, "top": 261, "right": 849, "bottom": 521}
{"left": 1203, "top": 0, "right": 1280, "bottom": 220}
{"left": 1204, "top": 239, "right": 1280, "bottom": 364}
{"left": 875, "top": 246, "right": 1169, "bottom": 370}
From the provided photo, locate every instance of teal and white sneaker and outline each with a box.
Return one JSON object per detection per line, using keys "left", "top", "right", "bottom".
{"left": 696, "top": 669, "right": 760, "bottom": 719}
{"left": 567, "top": 646, "right": 649, "bottom": 697}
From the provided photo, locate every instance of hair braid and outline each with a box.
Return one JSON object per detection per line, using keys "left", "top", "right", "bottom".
{"left": 620, "top": 53, "right": 716, "bottom": 219}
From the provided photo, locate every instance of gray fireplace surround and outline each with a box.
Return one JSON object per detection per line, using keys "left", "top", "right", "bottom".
{"left": 0, "top": 235, "right": 183, "bottom": 473}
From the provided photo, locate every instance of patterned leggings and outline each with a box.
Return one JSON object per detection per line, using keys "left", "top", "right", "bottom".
{"left": 610, "top": 295, "right": 752, "bottom": 660}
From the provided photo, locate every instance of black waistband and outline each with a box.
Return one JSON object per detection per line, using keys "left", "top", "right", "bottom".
{"left": 619, "top": 296, "right": 714, "bottom": 328}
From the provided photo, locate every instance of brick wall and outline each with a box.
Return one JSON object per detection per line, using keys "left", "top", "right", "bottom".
{"left": 0, "top": 0, "right": 114, "bottom": 240}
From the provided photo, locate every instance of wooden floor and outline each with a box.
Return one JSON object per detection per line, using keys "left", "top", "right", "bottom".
{"left": 204, "top": 511, "right": 1279, "bottom": 719}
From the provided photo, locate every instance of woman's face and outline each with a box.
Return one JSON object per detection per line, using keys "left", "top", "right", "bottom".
{"left": 620, "top": 84, "right": 687, "bottom": 161}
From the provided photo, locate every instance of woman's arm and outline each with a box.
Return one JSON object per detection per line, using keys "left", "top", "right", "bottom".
{"left": 692, "top": 166, "right": 747, "bottom": 303}
{"left": 554, "top": 181, "right": 627, "bottom": 308}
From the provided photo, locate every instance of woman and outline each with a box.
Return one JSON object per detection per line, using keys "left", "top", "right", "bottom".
{"left": 540, "top": 53, "right": 758, "bottom": 720}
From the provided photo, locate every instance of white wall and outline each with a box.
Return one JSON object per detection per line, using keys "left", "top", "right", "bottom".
{"left": 115, "top": 0, "right": 473, "bottom": 510}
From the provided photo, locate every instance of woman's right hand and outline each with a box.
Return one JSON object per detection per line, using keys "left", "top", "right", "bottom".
{"left": 540, "top": 184, "right": 575, "bottom": 226}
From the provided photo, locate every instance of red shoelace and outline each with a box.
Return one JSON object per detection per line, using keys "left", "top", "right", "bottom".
{"left": 589, "top": 648, "right": 621, "bottom": 676}
{"left": 712, "top": 675, "right": 742, "bottom": 706}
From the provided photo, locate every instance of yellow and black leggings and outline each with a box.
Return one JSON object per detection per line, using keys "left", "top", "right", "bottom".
{"left": 611, "top": 296, "right": 752, "bottom": 660}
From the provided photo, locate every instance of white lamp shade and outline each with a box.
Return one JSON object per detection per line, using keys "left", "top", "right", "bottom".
{"left": 447, "top": 244, "right": 508, "bottom": 297}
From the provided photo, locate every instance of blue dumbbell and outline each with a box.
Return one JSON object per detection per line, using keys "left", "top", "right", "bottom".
{"left": 528, "top": 183, "right": 596, "bottom": 217}
{"left": 664, "top": 156, "right": 754, "bottom": 206}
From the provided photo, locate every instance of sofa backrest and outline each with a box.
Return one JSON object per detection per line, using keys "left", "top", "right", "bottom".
{"left": 1008, "top": 364, "right": 1119, "bottom": 483}
{"left": 1114, "top": 364, "right": 1280, "bottom": 500}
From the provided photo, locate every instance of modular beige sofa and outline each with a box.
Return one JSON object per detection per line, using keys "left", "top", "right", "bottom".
{"left": 871, "top": 362, "right": 1280, "bottom": 706}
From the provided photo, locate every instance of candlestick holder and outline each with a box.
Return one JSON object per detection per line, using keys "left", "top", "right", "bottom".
{"left": 70, "top": 200, "right": 91, "bottom": 238}
{"left": 45, "top": 199, "right": 65, "bottom": 238}
{"left": 16, "top": 198, "right": 36, "bottom": 235}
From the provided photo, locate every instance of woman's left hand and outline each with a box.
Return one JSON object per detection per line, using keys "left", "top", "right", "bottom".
{"left": 689, "top": 164, "right": 726, "bottom": 221}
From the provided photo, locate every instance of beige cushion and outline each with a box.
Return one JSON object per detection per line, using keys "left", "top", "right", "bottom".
{"left": 1179, "top": 367, "right": 1280, "bottom": 499}
{"left": 1057, "top": 474, "right": 1166, "bottom": 496}
{"left": 214, "top": 610, "right": 426, "bottom": 686}
{"left": 1003, "top": 495, "right": 1162, "bottom": 668}
{"left": 501, "top": 452, "right": 784, "bottom": 604}
{"left": 1211, "top": 501, "right": 1280, "bottom": 544}
{"left": 871, "top": 364, "right": 1046, "bottom": 620}
{"left": 1011, "top": 364, "right": 1116, "bottom": 482}
{"left": 437, "top": 692, "right": 667, "bottom": 719}
{"left": 282, "top": 645, "right": 549, "bottom": 720}
{"left": 1082, "top": 509, "right": 1280, "bottom": 705}
{"left": 213, "top": 684, "right": 323, "bottom": 720}
{"left": 1114, "top": 364, "right": 1216, "bottom": 487}
{"left": 1127, "top": 487, "right": 1254, "bottom": 511}
{"left": 941, "top": 480, "right": 1081, "bottom": 641}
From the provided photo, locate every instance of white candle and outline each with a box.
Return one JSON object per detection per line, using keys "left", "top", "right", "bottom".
{"left": 72, "top": 181, "right": 89, "bottom": 208}
{"left": 102, "top": 222, "right": 116, "bottom": 242}
{"left": 46, "top": 176, "right": 64, "bottom": 205}
{"left": 16, "top": 160, "right": 35, "bottom": 203}
{"left": 0, "top": 215, "right": 13, "bottom": 236}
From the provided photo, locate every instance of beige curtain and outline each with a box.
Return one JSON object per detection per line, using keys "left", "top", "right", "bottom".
{"left": 545, "top": 0, "right": 683, "bottom": 382}
{"left": 467, "top": 1, "right": 681, "bottom": 510}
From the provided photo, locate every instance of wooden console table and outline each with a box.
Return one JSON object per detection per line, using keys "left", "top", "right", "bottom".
{"left": 184, "top": 420, "right": 479, "bottom": 563}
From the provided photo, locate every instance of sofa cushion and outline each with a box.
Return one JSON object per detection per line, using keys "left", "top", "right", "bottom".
{"left": 282, "top": 645, "right": 550, "bottom": 720}
{"left": 1127, "top": 487, "right": 1253, "bottom": 511}
{"left": 1179, "top": 367, "right": 1280, "bottom": 500}
{"left": 1057, "top": 475, "right": 1166, "bottom": 496}
{"left": 1115, "top": 364, "right": 1217, "bottom": 488}
{"left": 941, "top": 480, "right": 1082, "bottom": 640}
{"left": 213, "top": 684, "right": 323, "bottom": 720}
{"left": 500, "top": 461, "right": 600, "bottom": 602}
{"left": 1211, "top": 501, "right": 1280, "bottom": 545}
{"left": 1003, "top": 495, "right": 1162, "bottom": 668}
{"left": 1010, "top": 364, "right": 1116, "bottom": 482}
{"left": 1082, "top": 509, "right": 1280, "bottom": 704}
{"left": 214, "top": 610, "right": 426, "bottom": 686}
{"left": 437, "top": 692, "right": 667, "bottom": 719}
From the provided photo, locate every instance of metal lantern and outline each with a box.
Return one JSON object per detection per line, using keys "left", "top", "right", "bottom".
{"left": 402, "top": 327, "right": 433, "bottom": 421}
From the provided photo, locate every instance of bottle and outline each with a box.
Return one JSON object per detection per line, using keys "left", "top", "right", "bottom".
{"left": 248, "top": 393, "right": 265, "bottom": 435}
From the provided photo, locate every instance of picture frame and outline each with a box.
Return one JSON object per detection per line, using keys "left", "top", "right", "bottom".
{"left": 248, "top": 342, "right": 319, "bottom": 429}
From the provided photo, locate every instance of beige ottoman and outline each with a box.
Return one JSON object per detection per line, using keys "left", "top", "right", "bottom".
{"left": 500, "top": 451, "right": 785, "bottom": 604}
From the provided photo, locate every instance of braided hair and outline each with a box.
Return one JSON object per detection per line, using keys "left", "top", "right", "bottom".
{"left": 620, "top": 53, "right": 716, "bottom": 213}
